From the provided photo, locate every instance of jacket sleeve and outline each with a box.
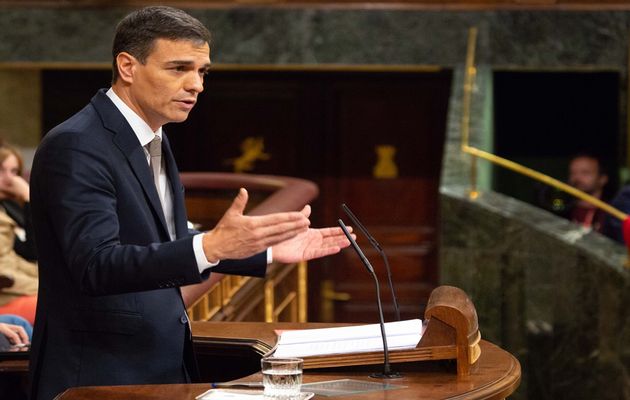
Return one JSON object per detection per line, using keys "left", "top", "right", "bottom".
{"left": 210, "top": 252, "right": 267, "bottom": 278}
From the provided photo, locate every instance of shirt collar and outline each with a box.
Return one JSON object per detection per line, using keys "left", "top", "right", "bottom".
{"left": 106, "top": 88, "right": 162, "bottom": 147}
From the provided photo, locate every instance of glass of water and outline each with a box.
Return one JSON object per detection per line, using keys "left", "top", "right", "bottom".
{"left": 261, "top": 357, "right": 303, "bottom": 398}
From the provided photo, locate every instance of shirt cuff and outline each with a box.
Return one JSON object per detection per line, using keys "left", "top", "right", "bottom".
{"left": 193, "top": 233, "right": 219, "bottom": 273}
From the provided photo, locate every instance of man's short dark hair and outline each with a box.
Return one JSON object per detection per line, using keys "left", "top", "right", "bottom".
{"left": 111, "top": 6, "right": 211, "bottom": 84}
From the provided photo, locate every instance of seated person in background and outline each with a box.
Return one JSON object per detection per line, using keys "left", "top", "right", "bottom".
{"left": 0, "top": 142, "right": 36, "bottom": 261}
{"left": 565, "top": 153, "right": 609, "bottom": 232}
{"left": 0, "top": 204, "right": 37, "bottom": 324}
{"left": 0, "top": 141, "right": 38, "bottom": 325}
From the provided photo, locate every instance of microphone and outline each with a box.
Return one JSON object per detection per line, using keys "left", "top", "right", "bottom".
{"left": 341, "top": 204, "right": 401, "bottom": 321}
{"left": 338, "top": 219, "right": 402, "bottom": 379}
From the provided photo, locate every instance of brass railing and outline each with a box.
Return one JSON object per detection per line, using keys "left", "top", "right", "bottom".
{"left": 460, "top": 27, "right": 628, "bottom": 223}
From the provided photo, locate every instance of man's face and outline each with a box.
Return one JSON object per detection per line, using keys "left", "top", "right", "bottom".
{"left": 126, "top": 38, "right": 211, "bottom": 131}
{"left": 568, "top": 156, "right": 606, "bottom": 195}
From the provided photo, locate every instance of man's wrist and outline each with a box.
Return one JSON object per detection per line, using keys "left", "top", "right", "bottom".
{"left": 193, "top": 233, "right": 219, "bottom": 273}
{"left": 200, "top": 231, "right": 221, "bottom": 263}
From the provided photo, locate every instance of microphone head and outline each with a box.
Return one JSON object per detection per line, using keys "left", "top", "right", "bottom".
{"left": 338, "top": 218, "right": 375, "bottom": 274}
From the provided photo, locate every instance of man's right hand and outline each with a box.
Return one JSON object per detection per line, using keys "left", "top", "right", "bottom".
{"left": 201, "top": 188, "right": 310, "bottom": 262}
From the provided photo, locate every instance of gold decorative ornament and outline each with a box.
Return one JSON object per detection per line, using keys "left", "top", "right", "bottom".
{"left": 228, "top": 136, "right": 270, "bottom": 173}
{"left": 373, "top": 145, "right": 398, "bottom": 179}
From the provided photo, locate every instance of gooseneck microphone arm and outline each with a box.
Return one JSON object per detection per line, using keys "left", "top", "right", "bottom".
{"left": 342, "top": 204, "right": 401, "bottom": 321}
{"left": 338, "top": 219, "right": 401, "bottom": 379}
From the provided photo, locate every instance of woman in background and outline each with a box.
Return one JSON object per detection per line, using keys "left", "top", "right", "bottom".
{"left": 0, "top": 141, "right": 37, "bottom": 324}
{"left": 0, "top": 142, "right": 35, "bottom": 261}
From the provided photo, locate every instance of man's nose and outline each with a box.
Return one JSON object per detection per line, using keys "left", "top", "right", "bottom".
{"left": 186, "top": 72, "right": 204, "bottom": 93}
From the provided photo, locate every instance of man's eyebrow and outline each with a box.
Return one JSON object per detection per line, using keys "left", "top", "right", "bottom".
{"left": 165, "top": 60, "right": 195, "bottom": 66}
{"left": 165, "top": 60, "right": 212, "bottom": 70}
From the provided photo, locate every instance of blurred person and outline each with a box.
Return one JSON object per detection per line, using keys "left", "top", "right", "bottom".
{"left": 0, "top": 141, "right": 38, "bottom": 325}
{"left": 0, "top": 142, "right": 36, "bottom": 261}
{"left": 566, "top": 153, "right": 609, "bottom": 232}
{"left": 0, "top": 202, "right": 37, "bottom": 324}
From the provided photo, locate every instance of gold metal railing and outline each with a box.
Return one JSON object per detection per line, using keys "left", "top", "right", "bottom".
{"left": 460, "top": 26, "right": 628, "bottom": 223}
{"left": 187, "top": 261, "right": 308, "bottom": 322}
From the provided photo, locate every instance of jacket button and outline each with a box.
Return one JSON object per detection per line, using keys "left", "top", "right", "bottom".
{"left": 180, "top": 315, "right": 188, "bottom": 324}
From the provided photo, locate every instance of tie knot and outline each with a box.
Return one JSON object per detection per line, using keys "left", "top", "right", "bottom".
{"left": 148, "top": 136, "right": 161, "bottom": 157}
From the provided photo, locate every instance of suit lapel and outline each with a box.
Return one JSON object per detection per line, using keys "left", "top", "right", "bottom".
{"left": 91, "top": 90, "right": 170, "bottom": 239}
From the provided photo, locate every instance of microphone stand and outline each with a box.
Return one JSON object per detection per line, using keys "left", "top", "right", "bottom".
{"left": 338, "top": 219, "right": 402, "bottom": 379}
{"left": 342, "top": 204, "right": 401, "bottom": 321}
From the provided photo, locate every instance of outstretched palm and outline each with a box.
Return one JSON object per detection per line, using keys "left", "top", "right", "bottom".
{"left": 273, "top": 226, "right": 352, "bottom": 263}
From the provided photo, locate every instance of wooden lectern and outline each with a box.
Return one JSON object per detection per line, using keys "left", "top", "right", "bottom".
{"left": 49, "top": 286, "right": 521, "bottom": 399}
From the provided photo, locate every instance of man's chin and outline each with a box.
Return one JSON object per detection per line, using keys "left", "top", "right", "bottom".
{"left": 168, "top": 112, "right": 191, "bottom": 124}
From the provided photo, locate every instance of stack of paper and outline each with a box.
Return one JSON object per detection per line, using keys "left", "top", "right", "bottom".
{"left": 273, "top": 319, "right": 423, "bottom": 358}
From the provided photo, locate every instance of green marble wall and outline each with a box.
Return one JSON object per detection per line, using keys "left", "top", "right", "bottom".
{"left": 2, "top": 9, "right": 629, "bottom": 67}
{"left": 440, "top": 185, "right": 630, "bottom": 399}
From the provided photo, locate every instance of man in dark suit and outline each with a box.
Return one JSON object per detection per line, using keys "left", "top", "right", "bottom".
{"left": 28, "top": 6, "right": 350, "bottom": 400}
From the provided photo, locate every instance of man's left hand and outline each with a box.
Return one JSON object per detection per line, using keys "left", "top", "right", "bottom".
{"left": 272, "top": 205, "right": 353, "bottom": 263}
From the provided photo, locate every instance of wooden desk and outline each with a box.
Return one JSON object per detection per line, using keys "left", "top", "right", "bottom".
{"left": 0, "top": 358, "right": 27, "bottom": 373}
{"left": 55, "top": 322, "right": 520, "bottom": 400}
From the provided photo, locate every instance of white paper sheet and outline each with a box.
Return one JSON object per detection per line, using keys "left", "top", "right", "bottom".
{"left": 273, "top": 319, "right": 423, "bottom": 358}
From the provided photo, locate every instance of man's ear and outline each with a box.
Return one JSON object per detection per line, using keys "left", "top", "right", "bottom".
{"left": 116, "top": 52, "right": 137, "bottom": 84}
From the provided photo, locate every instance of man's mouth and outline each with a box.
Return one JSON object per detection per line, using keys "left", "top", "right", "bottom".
{"left": 176, "top": 99, "right": 196, "bottom": 109}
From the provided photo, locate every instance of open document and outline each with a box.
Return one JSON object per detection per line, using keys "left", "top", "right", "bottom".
{"left": 273, "top": 319, "right": 423, "bottom": 358}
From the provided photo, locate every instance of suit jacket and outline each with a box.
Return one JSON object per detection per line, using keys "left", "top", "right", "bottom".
{"left": 28, "top": 89, "right": 267, "bottom": 400}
